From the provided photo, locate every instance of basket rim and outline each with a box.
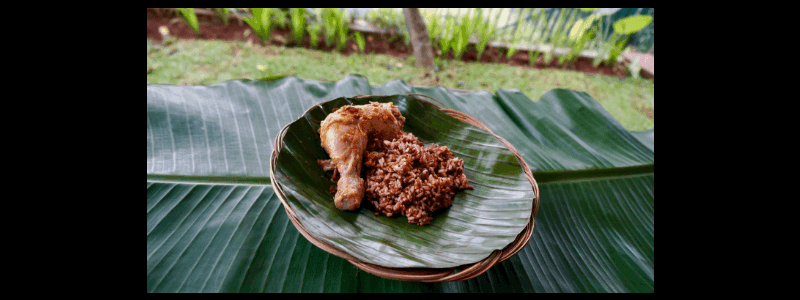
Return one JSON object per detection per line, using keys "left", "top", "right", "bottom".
{"left": 269, "top": 94, "right": 540, "bottom": 282}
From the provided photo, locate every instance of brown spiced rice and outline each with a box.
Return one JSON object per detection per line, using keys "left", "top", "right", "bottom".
{"left": 357, "top": 132, "right": 474, "bottom": 225}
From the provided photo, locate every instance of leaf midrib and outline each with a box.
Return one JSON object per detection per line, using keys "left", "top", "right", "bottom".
{"left": 146, "top": 163, "right": 653, "bottom": 187}
{"left": 533, "top": 164, "right": 654, "bottom": 185}
{"left": 147, "top": 174, "right": 272, "bottom": 186}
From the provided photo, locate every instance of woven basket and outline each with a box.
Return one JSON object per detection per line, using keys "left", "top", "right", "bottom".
{"left": 270, "top": 94, "right": 540, "bottom": 282}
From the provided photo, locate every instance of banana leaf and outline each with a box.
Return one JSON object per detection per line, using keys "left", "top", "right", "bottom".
{"left": 147, "top": 75, "right": 653, "bottom": 292}
{"left": 273, "top": 95, "right": 535, "bottom": 269}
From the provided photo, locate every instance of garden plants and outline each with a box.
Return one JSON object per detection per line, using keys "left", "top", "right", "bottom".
{"left": 594, "top": 14, "right": 652, "bottom": 66}
{"left": 214, "top": 8, "right": 230, "bottom": 25}
{"left": 336, "top": 9, "right": 349, "bottom": 51}
{"left": 307, "top": 23, "right": 322, "bottom": 48}
{"left": 322, "top": 9, "right": 337, "bottom": 46}
{"left": 475, "top": 9, "right": 498, "bottom": 60}
{"left": 272, "top": 9, "right": 288, "bottom": 29}
{"left": 244, "top": 8, "right": 274, "bottom": 45}
{"left": 424, "top": 9, "right": 443, "bottom": 48}
{"left": 450, "top": 12, "right": 476, "bottom": 60}
{"left": 290, "top": 8, "right": 306, "bottom": 45}
{"left": 178, "top": 8, "right": 200, "bottom": 36}
{"left": 562, "top": 14, "right": 599, "bottom": 65}
{"left": 321, "top": 8, "right": 349, "bottom": 51}
{"left": 438, "top": 16, "right": 456, "bottom": 57}
{"left": 354, "top": 32, "right": 365, "bottom": 53}
{"left": 552, "top": 8, "right": 579, "bottom": 66}
{"left": 505, "top": 9, "right": 530, "bottom": 60}
{"left": 563, "top": 21, "right": 598, "bottom": 65}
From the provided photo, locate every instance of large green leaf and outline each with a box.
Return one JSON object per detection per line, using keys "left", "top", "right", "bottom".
{"left": 273, "top": 95, "right": 534, "bottom": 268}
{"left": 147, "top": 75, "right": 653, "bottom": 292}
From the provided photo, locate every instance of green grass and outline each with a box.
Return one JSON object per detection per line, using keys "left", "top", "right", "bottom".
{"left": 147, "top": 39, "right": 653, "bottom": 131}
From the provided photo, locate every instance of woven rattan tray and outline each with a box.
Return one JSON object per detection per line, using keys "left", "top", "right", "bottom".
{"left": 269, "top": 94, "right": 540, "bottom": 282}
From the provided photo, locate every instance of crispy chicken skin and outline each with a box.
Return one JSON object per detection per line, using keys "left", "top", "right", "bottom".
{"left": 318, "top": 102, "right": 406, "bottom": 210}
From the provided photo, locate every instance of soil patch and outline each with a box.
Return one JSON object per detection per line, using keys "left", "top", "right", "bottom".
{"left": 632, "top": 101, "right": 654, "bottom": 120}
{"left": 147, "top": 8, "right": 629, "bottom": 78}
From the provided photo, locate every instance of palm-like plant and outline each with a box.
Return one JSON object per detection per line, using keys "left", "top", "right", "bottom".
{"left": 289, "top": 8, "right": 306, "bottom": 46}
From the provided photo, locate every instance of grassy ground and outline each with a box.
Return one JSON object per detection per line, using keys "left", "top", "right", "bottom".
{"left": 147, "top": 39, "right": 654, "bottom": 131}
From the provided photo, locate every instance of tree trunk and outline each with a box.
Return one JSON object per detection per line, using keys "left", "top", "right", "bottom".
{"left": 403, "top": 8, "right": 435, "bottom": 70}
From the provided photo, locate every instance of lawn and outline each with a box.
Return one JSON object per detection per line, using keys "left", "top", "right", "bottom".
{"left": 147, "top": 39, "right": 654, "bottom": 131}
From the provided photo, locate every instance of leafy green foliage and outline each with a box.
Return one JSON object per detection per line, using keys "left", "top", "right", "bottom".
{"left": 552, "top": 9, "right": 579, "bottom": 66}
{"left": 474, "top": 9, "right": 497, "bottom": 60}
{"left": 451, "top": 13, "right": 475, "bottom": 60}
{"left": 358, "top": 8, "right": 652, "bottom": 67}
{"left": 439, "top": 17, "right": 456, "bottom": 56}
{"left": 564, "top": 22, "right": 598, "bottom": 65}
{"left": 568, "top": 15, "right": 598, "bottom": 42}
{"left": 335, "top": 9, "right": 349, "bottom": 51}
{"left": 602, "top": 15, "right": 652, "bottom": 65}
{"left": 606, "top": 34, "right": 630, "bottom": 66}
{"left": 354, "top": 32, "right": 365, "bottom": 53}
{"left": 214, "top": 8, "right": 230, "bottom": 25}
{"left": 590, "top": 12, "right": 653, "bottom": 67}
{"left": 613, "top": 15, "right": 653, "bottom": 35}
{"left": 542, "top": 8, "right": 568, "bottom": 65}
{"left": 319, "top": 8, "right": 349, "bottom": 51}
{"left": 528, "top": 50, "right": 541, "bottom": 66}
{"left": 364, "top": 8, "right": 405, "bottom": 29}
{"left": 321, "top": 9, "right": 337, "bottom": 46}
{"left": 177, "top": 8, "right": 200, "bottom": 36}
{"left": 244, "top": 8, "right": 273, "bottom": 45}
{"left": 364, "top": 8, "right": 409, "bottom": 45}
{"left": 289, "top": 8, "right": 306, "bottom": 45}
{"left": 307, "top": 23, "right": 321, "bottom": 48}
{"left": 272, "top": 9, "right": 288, "bottom": 29}
{"left": 561, "top": 14, "right": 599, "bottom": 65}
{"left": 424, "top": 10, "right": 443, "bottom": 48}
{"left": 505, "top": 14, "right": 527, "bottom": 59}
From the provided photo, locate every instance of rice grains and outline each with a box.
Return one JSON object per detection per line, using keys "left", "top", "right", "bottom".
{"left": 360, "top": 132, "right": 474, "bottom": 225}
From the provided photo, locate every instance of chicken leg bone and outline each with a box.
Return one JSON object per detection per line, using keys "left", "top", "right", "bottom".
{"left": 318, "top": 102, "right": 406, "bottom": 210}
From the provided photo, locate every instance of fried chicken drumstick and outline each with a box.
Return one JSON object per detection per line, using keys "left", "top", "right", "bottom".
{"left": 317, "top": 102, "right": 406, "bottom": 210}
